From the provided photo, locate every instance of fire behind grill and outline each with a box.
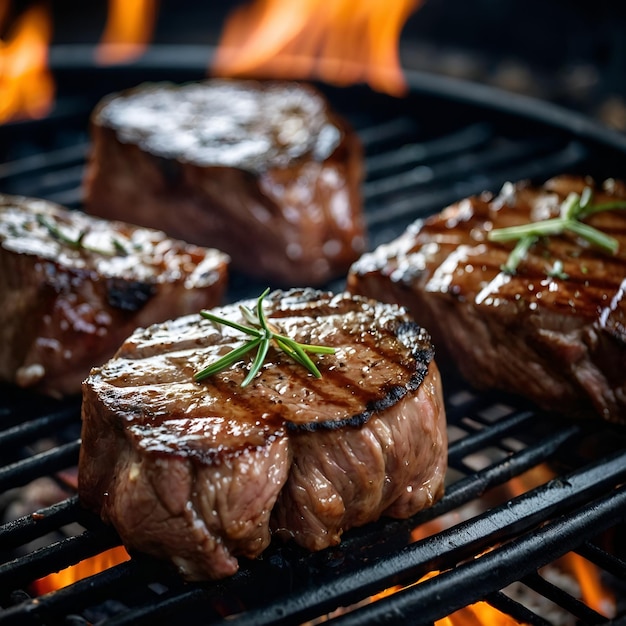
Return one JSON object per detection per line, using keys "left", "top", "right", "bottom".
{"left": 1, "top": 47, "right": 626, "bottom": 625}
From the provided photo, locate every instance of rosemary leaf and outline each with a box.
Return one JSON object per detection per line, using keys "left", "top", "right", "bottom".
{"left": 273, "top": 337, "right": 310, "bottom": 368}
{"left": 194, "top": 337, "right": 262, "bottom": 381}
{"left": 298, "top": 344, "right": 337, "bottom": 354}
{"left": 578, "top": 186, "right": 593, "bottom": 211}
{"left": 275, "top": 336, "right": 322, "bottom": 378}
{"left": 199, "top": 310, "right": 262, "bottom": 337}
{"left": 488, "top": 217, "right": 570, "bottom": 242}
{"left": 566, "top": 220, "right": 618, "bottom": 254}
{"left": 112, "top": 238, "right": 130, "bottom": 256}
{"left": 256, "top": 287, "right": 271, "bottom": 333}
{"left": 559, "top": 192, "right": 581, "bottom": 220}
{"left": 501, "top": 236, "right": 537, "bottom": 274}
{"left": 37, "top": 214, "right": 84, "bottom": 248}
{"left": 241, "top": 339, "right": 270, "bottom": 387}
{"left": 579, "top": 199, "right": 626, "bottom": 218}
{"left": 239, "top": 304, "right": 259, "bottom": 327}
{"left": 547, "top": 259, "right": 569, "bottom": 280}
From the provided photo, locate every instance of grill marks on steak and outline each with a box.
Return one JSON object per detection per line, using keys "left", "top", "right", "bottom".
{"left": 83, "top": 79, "right": 366, "bottom": 286}
{"left": 348, "top": 175, "right": 626, "bottom": 424}
{"left": 0, "top": 194, "right": 229, "bottom": 397}
{"left": 78, "top": 289, "right": 446, "bottom": 580}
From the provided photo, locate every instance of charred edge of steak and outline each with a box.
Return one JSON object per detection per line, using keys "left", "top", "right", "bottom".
{"left": 287, "top": 324, "right": 435, "bottom": 432}
{"left": 106, "top": 278, "right": 157, "bottom": 311}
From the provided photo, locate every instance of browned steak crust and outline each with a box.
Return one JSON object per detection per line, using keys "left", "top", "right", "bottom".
{"left": 348, "top": 175, "right": 626, "bottom": 424}
{"left": 0, "top": 194, "right": 229, "bottom": 397}
{"left": 83, "top": 79, "right": 366, "bottom": 286}
{"left": 78, "top": 289, "right": 446, "bottom": 580}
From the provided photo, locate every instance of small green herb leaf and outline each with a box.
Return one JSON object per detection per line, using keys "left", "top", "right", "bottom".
{"left": 547, "top": 259, "right": 569, "bottom": 280}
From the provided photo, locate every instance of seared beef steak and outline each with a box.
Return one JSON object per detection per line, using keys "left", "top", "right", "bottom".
{"left": 83, "top": 79, "right": 366, "bottom": 286}
{"left": 0, "top": 194, "right": 228, "bottom": 397}
{"left": 348, "top": 175, "right": 626, "bottom": 424}
{"left": 78, "top": 289, "right": 446, "bottom": 580}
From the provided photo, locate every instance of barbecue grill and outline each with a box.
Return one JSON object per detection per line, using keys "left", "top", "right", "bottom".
{"left": 1, "top": 45, "right": 626, "bottom": 626}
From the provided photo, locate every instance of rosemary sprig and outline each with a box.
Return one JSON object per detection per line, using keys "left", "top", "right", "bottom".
{"left": 36, "top": 213, "right": 130, "bottom": 256}
{"left": 37, "top": 214, "right": 87, "bottom": 249}
{"left": 488, "top": 187, "right": 626, "bottom": 275}
{"left": 193, "top": 288, "right": 336, "bottom": 387}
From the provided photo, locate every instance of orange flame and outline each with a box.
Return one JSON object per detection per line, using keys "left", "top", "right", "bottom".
{"left": 213, "top": 0, "right": 421, "bottom": 96}
{"left": 558, "top": 553, "right": 615, "bottom": 617}
{"left": 509, "top": 467, "right": 615, "bottom": 618}
{"left": 438, "top": 602, "right": 523, "bottom": 626}
{"left": 95, "top": 0, "right": 158, "bottom": 64}
{"left": 0, "top": 3, "right": 54, "bottom": 123}
{"left": 33, "top": 545, "right": 131, "bottom": 595}
{"left": 403, "top": 464, "right": 616, "bottom": 625}
{"left": 371, "top": 573, "right": 526, "bottom": 626}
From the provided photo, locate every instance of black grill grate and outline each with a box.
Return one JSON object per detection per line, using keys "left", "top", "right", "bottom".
{"left": 1, "top": 58, "right": 626, "bottom": 625}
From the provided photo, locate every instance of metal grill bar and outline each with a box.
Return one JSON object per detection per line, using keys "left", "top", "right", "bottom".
{"left": 0, "top": 142, "right": 88, "bottom": 182}
{"left": 365, "top": 141, "right": 588, "bottom": 234}
{"left": 576, "top": 542, "right": 626, "bottom": 581}
{"left": 485, "top": 591, "right": 553, "bottom": 626}
{"left": 0, "top": 406, "right": 78, "bottom": 450}
{"left": 442, "top": 423, "right": 581, "bottom": 511}
{"left": 101, "top": 587, "right": 222, "bottom": 626}
{"left": 0, "top": 497, "right": 80, "bottom": 551}
{"left": 446, "top": 409, "right": 536, "bottom": 459}
{"left": 0, "top": 527, "right": 120, "bottom": 592}
{"left": 365, "top": 122, "right": 492, "bottom": 176}
{"left": 520, "top": 572, "right": 608, "bottom": 625}
{"left": 357, "top": 116, "right": 420, "bottom": 149}
{"left": 327, "top": 486, "right": 626, "bottom": 626}
{"left": 0, "top": 441, "right": 80, "bottom": 493}
{"left": 0, "top": 561, "right": 139, "bottom": 626}
{"left": 364, "top": 137, "right": 560, "bottom": 199}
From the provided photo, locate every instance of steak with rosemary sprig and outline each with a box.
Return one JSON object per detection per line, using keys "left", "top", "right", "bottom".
{"left": 83, "top": 79, "right": 366, "bottom": 286}
{"left": 348, "top": 175, "right": 626, "bottom": 424}
{"left": 0, "top": 194, "right": 229, "bottom": 397}
{"left": 78, "top": 288, "right": 447, "bottom": 580}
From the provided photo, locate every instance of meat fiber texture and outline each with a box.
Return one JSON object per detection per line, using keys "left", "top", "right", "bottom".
{"left": 83, "top": 79, "right": 366, "bottom": 286}
{"left": 0, "top": 194, "right": 229, "bottom": 397}
{"left": 78, "top": 289, "right": 447, "bottom": 580}
{"left": 348, "top": 175, "right": 626, "bottom": 424}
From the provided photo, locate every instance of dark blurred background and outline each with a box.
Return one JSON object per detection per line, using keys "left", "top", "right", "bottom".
{"left": 4, "top": 0, "right": 626, "bottom": 130}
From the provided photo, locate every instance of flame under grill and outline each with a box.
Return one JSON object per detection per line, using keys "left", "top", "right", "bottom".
{"left": 1, "top": 50, "right": 626, "bottom": 625}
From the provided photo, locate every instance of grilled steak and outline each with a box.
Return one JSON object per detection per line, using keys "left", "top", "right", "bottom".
{"left": 0, "top": 194, "right": 229, "bottom": 397}
{"left": 78, "top": 288, "right": 447, "bottom": 580}
{"left": 348, "top": 175, "right": 626, "bottom": 424}
{"left": 83, "top": 79, "right": 366, "bottom": 286}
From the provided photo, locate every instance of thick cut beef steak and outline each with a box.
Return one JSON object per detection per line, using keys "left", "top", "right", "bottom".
{"left": 348, "top": 175, "right": 626, "bottom": 424}
{"left": 78, "top": 289, "right": 447, "bottom": 580}
{"left": 0, "top": 194, "right": 228, "bottom": 397}
{"left": 83, "top": 79, "right": 366, "bottom": 286}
